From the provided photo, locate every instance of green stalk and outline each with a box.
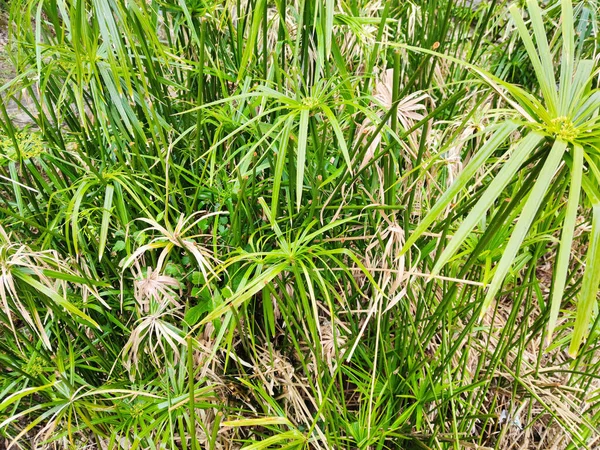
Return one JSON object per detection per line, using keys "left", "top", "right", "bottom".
{"left": 195, "top": 18, "right": 206, "bottom": 160}
{"left": 187, "top": 336, "right": 198, "bottom": 450}
{"left": 385, "top": 51, "right": 401, "bottom": 206}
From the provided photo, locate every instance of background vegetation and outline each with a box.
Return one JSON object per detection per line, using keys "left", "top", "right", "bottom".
{"left": 0, "top": 0, "right": 599, "bottom": 448}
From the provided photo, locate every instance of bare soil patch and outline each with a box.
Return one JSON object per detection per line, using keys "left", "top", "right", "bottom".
{"left": 0, "top": 13, "right": 12, "bottom": 85}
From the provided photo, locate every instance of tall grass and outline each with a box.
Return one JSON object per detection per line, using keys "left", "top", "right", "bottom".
{"left": 0, "top": 0, "right": 599, "bottom": 448}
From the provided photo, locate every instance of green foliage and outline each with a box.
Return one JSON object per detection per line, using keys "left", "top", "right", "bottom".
{"left": 401, "top": 0, "right": 600, "bottom": 356}
{"left": 0, "top": 0, "right": 599, "bottom": 449}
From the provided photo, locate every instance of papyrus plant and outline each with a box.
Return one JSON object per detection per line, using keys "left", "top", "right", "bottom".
{"left": 0, "top": 225, "right": 105, "bottom": 349}
{"left": 401, "top": 0, "right": 600, "bottom": 356}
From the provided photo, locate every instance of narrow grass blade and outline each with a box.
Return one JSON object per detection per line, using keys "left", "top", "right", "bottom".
{"left": 482, "top": 139, "right": 568, "bottom": 316}
{"left": 509, "top": 2, "right": 557, "bottom": 116}
{"left": 238, "top": 0, "right": 266, "bottom": 81}
{"left": 200, "top": 262, "right": 288, "bottom": 324}
{"left": 558, "top": 0, "right": 575, "bottom": 115}
{"left": 295, "top": 108, "right": 310, "bottom": 211}
{"left": 222, "top": 417, "right": 293, "bottom": 427}
{"left": 431, "top": 132, "right": 543, "bottom": 275}
{"left": 98, "top": 183, "right": 114, "bottom": 262}
{"left": 68, "top": 180, "right": 94, "bottom": 255}
{"left": 324, "top": 0, "right": 334, "bottom": 57}
{"left": 570, "top": 61, "right": 595, "bottom": 119}
{"left": 527, "top": 0, "right": 559, "bottom": 111}
{"left": 402, "top": 122, "right": 518, "bottom": 255}
{"left": 12, "top": 269, "right": 101, "bottom": 331}
{"left": 272, "top": 118, "right": 293, "bottom": 218}
{"left": 569, "top": 203, "right": 600, "bottom": 356}
{"left": 41, "top": 269, "right": 108, "bottom": 286}
{"left": 321, "top": 104, "right": 352, "bottom": 174}
{"left": 8, "top": 163, "right": 24, "bottom": 215}
{"left": 0, "top": 383, "right": 56, "bottom": 411}
{"left": 239, "top": 430, "right": 305, "bottom": 450}
{"left": 547, "top": 144, "right": 582, "bottom": 344}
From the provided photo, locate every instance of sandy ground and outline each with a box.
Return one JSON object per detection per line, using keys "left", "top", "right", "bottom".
{"left": 0, "top": 12, "right": 11, "bottom": 84}
{"left": 0, "top": 15, "right": 35, "bottom": 126}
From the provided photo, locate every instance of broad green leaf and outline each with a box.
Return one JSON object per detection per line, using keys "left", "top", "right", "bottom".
{"left": 184, "top": 301, "right": 211, "bottom": 326}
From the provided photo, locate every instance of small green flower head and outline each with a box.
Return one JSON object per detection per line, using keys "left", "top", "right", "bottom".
{"left": 300, "top": 96, "right": 319, "bottom": 110}
{"left": 130, "top": 402, "right": 145, "bottom": 419}
{"left": 23, "top": 355, "right": 45, "bottom": 378}
{"left": 545, "top": 116, "right": 578, "bottom": 143}
{"left": 0, "top": 130, "right": 45, "bottom": 164}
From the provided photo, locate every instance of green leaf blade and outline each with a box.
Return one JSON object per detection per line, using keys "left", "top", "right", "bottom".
{"left": 482, "top": 139, "right": 568, "bottom": 316}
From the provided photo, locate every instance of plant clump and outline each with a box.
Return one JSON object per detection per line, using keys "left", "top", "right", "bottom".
{"left": 0, "top": 0, "right": 599, "bottom": 449}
